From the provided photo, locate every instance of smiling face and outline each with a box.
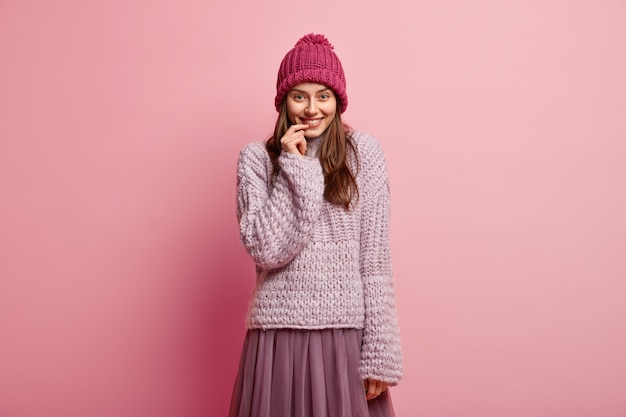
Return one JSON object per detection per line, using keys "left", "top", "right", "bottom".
{"left": 285, "top": 82, "right": 338, "bottom": 139}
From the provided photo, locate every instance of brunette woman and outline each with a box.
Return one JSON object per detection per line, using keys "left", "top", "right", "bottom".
{"left": 229, "top": 33, "right": 402, "bottom": 417}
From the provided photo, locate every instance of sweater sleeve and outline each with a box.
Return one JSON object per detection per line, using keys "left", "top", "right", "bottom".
{"left": 357, "top": 135, "right": 403, "bottom": 385}
{"left": 236, "top": 143, "right": 325, "bottom": 269}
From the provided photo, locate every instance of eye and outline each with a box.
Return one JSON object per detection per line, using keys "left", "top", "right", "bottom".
{"left": 319, "top": 91, "right": 334, "bottom": 100}
{"left": 292, "top": 94, "right": 305, "bottom": 101}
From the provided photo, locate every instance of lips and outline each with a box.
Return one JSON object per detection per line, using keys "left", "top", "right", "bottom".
{"left": 300, "top": 118, "right": 323, "bottom": 127}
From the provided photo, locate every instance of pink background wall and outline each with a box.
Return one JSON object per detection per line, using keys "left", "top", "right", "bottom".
{"left": 1, "top": 1, "right": 625, "bottom": 416}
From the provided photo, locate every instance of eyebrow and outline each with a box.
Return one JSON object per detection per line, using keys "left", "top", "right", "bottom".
{"left": 290, "top": 88, "right": 332, "bottom": 94}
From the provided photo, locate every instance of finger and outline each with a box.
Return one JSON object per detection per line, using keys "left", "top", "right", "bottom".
{"left": 281, "top": 132, "right": 307, "bottom": 156}
{"left": 296, "top": 139, "right": 307, "bottom": 155}
{"left": 280, "top": 127, "right": 306, "bottom": 144}
{"left": 366, "top": 379, "right": 379, "bottom": 400}
{"left": 367, "top": 380, "right": 388, "bottom": 400}
{"left": 280, "top": 133, "right": 303, "bottom": 146}
{"left": 289, "top": 123, "right": 310, "bottom": 133}
{"left": 281, "top": 133, "right": 306, "bottom": 145}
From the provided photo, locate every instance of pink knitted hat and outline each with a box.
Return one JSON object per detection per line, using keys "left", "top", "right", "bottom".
{"left": 275, "top": 33, "right": 348, "bottom": 113}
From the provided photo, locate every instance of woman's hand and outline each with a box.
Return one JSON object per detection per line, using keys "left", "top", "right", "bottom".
{"left": 280, "top": 124, "right": 309, "bottom": 157}
{"left": 364, "top": 378, "right": 389, "bottom": 401}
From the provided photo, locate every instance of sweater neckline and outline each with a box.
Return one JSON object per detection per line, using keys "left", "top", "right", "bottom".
{"left": 306, "top": 134, "right": 324, "bottom": 158}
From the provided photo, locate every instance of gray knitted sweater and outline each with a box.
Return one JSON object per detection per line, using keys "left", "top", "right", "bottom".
{"left": 236, "top": 131, "right": 403, "bottom": 384}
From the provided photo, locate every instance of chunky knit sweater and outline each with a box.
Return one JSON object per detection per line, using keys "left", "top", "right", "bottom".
{"left": 236, "top": 131, "right": 403, "bottom": 385}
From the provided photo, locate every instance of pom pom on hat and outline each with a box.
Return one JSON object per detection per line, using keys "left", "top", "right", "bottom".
{"left": 275, "top": 33, "right": 348, "bottom": 113}
{"left": 295, "top": 33, "right": 334, "bottom": 48}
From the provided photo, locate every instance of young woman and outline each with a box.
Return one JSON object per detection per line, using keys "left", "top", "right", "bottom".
{"left": 229, "top": 33, "right": 403, "bottom": 417}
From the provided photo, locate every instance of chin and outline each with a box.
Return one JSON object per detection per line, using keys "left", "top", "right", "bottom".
{"left": 304, "top": 127, "right": 326, "bottom": 138}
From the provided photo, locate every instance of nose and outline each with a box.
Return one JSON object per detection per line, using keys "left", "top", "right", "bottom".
{"left": 305, "top": 99, "right": 317, "bottom": 115}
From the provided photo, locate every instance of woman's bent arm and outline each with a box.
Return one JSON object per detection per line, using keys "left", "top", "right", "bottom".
{"left": 237, "top": 143, "right": 325, "bottom": 269}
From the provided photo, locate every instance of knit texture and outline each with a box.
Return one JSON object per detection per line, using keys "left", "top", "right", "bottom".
{"left": 236, "top": 131, "right": 402, "bottom": 385}
{"left": 275, "top": 33, "right": 348, "bottom": 113}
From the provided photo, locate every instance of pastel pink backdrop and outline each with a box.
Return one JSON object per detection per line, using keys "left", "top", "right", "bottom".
{"left": 1, "top": 1, "right": 625, "bottom": 416}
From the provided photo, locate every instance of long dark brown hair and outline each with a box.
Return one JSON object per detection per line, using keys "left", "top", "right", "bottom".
{"left": 266, "top": 100, "right": 359, "bottom": 210}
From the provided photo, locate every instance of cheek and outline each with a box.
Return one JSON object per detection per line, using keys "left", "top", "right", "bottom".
{"left": 324, "top": 108, "right": 337, "bottom": 120}
{"left": 287, "top": 104, "right": 304, "bottom": 120}
{"left": 286, "top": 99, "right": 302, "bottom": 110}
{"left": 324, "top": 101, "right": 337, "bottom": 116}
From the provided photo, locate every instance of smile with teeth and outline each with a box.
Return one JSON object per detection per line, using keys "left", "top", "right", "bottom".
{"left": 301, "top": 118, "right": 323, "bottom": 127}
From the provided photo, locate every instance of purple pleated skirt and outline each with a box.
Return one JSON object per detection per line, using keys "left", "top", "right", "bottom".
{"left": 228, "top": 328, "right": 395, "bottom": 417}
